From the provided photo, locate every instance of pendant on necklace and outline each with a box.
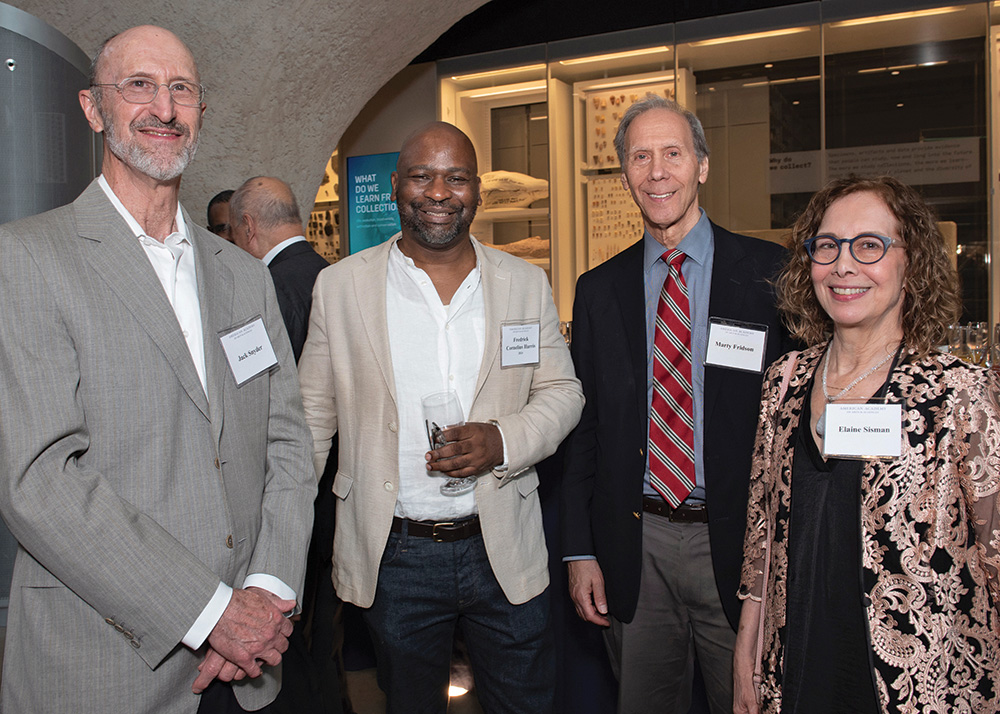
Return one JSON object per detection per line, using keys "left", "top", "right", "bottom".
{"left": 816, "top": 408, "right": 826, "bottom": 437}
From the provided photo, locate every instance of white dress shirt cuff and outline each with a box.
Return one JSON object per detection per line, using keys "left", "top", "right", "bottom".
{"left": 489, "top": 419, "right": 509, "bottom": 474}
{"left": 243, "top": 573, "right": 297, "bottom": 608}
{"left": 182, "top": 581, "right": 232, "bottom": 649}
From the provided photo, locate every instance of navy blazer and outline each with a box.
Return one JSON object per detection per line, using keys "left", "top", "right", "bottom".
{"left": 268, "top": 240, "right": 330, "bottom": 362}
{"left": 560, "top": 223, "right": 794, "bottom": 628}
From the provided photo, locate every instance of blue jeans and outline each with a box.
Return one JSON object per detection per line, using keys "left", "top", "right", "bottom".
{"left": 363, "top": 526, "right": 554, "bottom": 714}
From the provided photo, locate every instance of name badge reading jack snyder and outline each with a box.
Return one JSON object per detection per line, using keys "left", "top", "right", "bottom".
{"left": 219, "top": 315, "right": 279, "bottom": 387}
{"left": 501, "top": 320, "right": 540, "bottom": 368}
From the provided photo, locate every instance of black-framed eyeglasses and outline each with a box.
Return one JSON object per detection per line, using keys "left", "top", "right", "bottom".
{"left": 804, "top": 233, "right": 898, "bottom": 265}
{"left": 90, "top": 77, "right": 205, "bottom": 107}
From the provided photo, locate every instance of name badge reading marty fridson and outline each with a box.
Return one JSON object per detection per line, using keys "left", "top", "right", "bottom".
{"left": 704, "top": 318, "right": 768, "bottom": 373}
{"left": 219, "top": 315, "right": 279, "bottom": 387}
{"left": 501, "top": 320, "right": 540, "bottom": 368}
{"left": 822, "top": 402, "right": 902, "bottom": 460}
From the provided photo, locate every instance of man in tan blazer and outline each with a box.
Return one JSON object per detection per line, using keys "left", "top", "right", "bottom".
{"left": 298, "top": 122, "right": 583, "bottom": 713}
{"left": 0, "top": 26, "right": 315, "bottom": 713}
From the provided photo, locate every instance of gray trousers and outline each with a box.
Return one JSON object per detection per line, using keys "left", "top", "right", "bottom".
{"left": 604, "top": 516, "right": 736, "bottom": 714}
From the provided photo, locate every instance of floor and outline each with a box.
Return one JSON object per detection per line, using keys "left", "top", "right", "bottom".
{"left": 346, "top": 668, "right": 484, "bottom": 714}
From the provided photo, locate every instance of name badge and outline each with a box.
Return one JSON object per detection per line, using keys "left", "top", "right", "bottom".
{"left": 219, "top": 315, "right": 279, "bottom": 387}
{"left": 822, "top": 402, "right": 901, "bottom": 460}
{"left": 705, "top": 318, "right": 768, "bottom": 373}
{"left": 501, "top": 320, "right": 540, "bottom": 368}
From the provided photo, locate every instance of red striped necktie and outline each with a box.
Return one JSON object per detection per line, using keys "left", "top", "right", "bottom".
{"left": 649, "top": 249, "right": 695, "bottom": 507}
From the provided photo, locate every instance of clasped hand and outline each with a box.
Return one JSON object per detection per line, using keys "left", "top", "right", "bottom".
{"left": 425, "top": 421, "right": 503, "bottom": 478}
{"left": 191, "top": 587, "right": 295, "bottom": 694}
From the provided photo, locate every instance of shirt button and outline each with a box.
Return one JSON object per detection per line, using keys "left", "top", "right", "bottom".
{"left": 449, "top": 375, "right": 454, "bottom": 381}
{"left": 388, "top": 422, "right": 397, "bottom": 433}
{"left": 384, "top": 482, "right": 394, "bottom": 491}
{"left": 226, "top": 535, "right": 234, "bottom": 549}
{"left": 182, "top": 330, "right": 189, "bottom": 338}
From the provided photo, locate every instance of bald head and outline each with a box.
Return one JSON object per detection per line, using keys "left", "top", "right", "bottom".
{"left": 229, "top": 176, "right": 304, "bottom": 259}
{"left": 397, "top": 122, "right": 478, "bottom": 176}
{"left": 90, "top": 26, "right": 200, "bottom": 96}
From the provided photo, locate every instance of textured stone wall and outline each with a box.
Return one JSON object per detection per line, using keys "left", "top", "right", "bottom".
{"left": 8, "top": 0, "right": 487, "bottom": 223}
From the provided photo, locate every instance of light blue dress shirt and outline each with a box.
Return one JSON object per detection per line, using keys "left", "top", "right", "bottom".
{"left": 643, "top": 209, "right": 714, "bottom": 502}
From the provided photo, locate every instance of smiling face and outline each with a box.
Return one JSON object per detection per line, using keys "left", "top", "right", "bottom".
{"left": 80, "top": 26, "right": 204, "bottom": 184}
{"left": 391, "top": 124, "right": 481, "bottom": 251}
{"left": 811, "top": 191, "right": 908, "bottom": 337}
{"left": 620, "top": 108, "right": 709, "bottom": 248}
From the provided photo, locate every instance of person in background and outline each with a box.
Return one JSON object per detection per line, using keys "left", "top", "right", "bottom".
{"left": 561, "top": 93, "right": 791, "bottom": 714}
{"left": 298, "top": 121, "right": 584, "bottom": 714}
{"left": 734, "top": 175, "right": 1000, "bottom": 714}
{"left": 207, "top": 189, "right": 235, "bottom": 242}
{"left": 0, "top": 25, "right": 315, "bottom": 713}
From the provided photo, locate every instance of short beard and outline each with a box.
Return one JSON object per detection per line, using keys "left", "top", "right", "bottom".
{"left": 398, "top": 200, "right": 477, "bottom": 247}
{"left": 99, "top": 102, "right": 198, "bottom": 181}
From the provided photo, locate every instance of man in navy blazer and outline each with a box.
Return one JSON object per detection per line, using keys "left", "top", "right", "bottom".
{"left": 561, "top": 94, "right": 792, "bottom": 714}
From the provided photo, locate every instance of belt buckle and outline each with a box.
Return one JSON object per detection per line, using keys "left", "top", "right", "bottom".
{"left": 432, "top": 521, "right": 455, "bottom": 542}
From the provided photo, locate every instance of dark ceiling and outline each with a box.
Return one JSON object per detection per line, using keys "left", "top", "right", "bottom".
{"left": 415, "top": 0, "right": 813, "bottom": 63}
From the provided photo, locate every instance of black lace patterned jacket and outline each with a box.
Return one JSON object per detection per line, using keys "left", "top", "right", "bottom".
{"left": 740, "top": 344, "right": 1000, "bottom": 713}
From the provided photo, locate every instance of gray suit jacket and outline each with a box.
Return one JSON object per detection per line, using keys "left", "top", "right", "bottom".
{"left": 0, "top": 181, "right": 316, "bottom": 713}
{"left": 298, "top": 236, "right": 584, "bottom": 608}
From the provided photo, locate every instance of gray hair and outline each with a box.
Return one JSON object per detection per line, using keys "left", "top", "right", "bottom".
{"left": 613, "top": 93, "right": 710, "bottom": 166}
{"left": 229, "top": 177, "right": 302, "bottom": 231}
{"left": 87, "top": 34, "right": 118, "bottom": 106}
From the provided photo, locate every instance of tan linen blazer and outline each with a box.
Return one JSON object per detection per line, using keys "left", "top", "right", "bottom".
{"left": 0, "top": 181, "right": 316, "bottom": 713}
{"left": 299, "top": 236, "right": 583, "bottom": 607}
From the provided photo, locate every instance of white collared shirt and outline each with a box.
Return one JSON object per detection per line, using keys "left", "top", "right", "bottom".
{"left": 386, "top": 238, "right": 485, "bottom": 521}
{"left": 98, "top": 175, "right": 207, "bottom": 394}
{"left": 97, "top": 176, "right": 295, "bottom": 648}
{"left": 262, "top": 235, "right": 308, "bottom": 266}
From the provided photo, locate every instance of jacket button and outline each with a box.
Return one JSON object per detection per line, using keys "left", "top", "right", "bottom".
{"left": 105, "top": 617, "right": 115, "bottom": 626}
{"left": 633, "top": 511, "right": 641, "bottom": 519}
{"left": 388, "top": 422, "right": 397, "bottom": 433}
{"left": 115, "top": 624, "right": 124, "bottom": 633}
{"left": 214, "top": 458, "right": 220, "bottom": 469}
{"left": 130, "top": 640, "right": 140, "bottom": 649}
{"left": 384, "top": 482, "right": 394, "bottom": 491}
{"left": 639, "top": 448, "right": 644, "bottom": 457}
{"left": 123, "top": 631, "right": 134, "bottom": 640}
{"left": 226, "top": 535, "right": 234, "bottom": 548}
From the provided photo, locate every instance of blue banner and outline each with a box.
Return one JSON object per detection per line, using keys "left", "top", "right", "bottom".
{"left": 347, "top": 151, "right": 401, "bottom": 254}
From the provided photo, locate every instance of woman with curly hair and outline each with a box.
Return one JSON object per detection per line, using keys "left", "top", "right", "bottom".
{"left": 732, "top": 175, "right": 1000, "bottom": 714}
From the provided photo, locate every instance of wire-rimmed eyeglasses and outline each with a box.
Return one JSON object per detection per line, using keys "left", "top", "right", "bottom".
{"left": 90, "top": 77, "right": 205, "bottom": 107}
{"left": 804, "top": 233, "right": 899, "bottom": 265}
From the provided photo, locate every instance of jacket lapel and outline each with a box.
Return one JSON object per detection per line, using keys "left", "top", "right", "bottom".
{"left": 190, "top": 215, "right": 234, "bottom": 435}
{"left": 74, "top": 182, "right": 211, "bottom": 419}
{"left": 473, "top": 241, "right": 509, "bottom": 405}
{"left": 354, "top": 240, "right": 397, "bottom": 407}
{"left": 612, "top": 240, "right": 649, "bottom": 429}
{"left": 704, "top": 224, "right": 749, "bottom": 429}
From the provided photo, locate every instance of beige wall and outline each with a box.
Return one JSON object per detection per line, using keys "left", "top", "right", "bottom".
{"left": 8, "top": 0, "right": 487, "bottom": 225}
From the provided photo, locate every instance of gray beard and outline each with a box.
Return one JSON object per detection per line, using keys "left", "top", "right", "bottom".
{"left": 101, "top": 110, "right": 198, "bottom": 181}
{"left": 399, "top": 202, "right": 477, "bottom": 247}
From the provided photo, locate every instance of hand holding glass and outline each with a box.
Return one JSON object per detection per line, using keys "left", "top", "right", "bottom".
{"left": 422, "top": 390, "right": 477, "bottom": 497}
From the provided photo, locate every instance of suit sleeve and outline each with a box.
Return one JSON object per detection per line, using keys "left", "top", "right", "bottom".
{"left": 243, "top": 269, "right": 316, "bottom": 602}
{"left": 0, "top": 229, "right": 222, "bottom": 669}
{"left": 490, "top": 269, "right": 584, "bottom": 482}
{"left": 559, "top": 274, "right": 600, "bottom": 557}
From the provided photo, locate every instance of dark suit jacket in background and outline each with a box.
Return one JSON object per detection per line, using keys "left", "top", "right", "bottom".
{"left": 268, "top": 240, "right": 330, "bottom": 362}
{"left": 561, "top": 223, "right": 794, "bottom": 630}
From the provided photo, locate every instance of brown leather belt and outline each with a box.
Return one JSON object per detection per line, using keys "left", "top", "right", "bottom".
{"left": 642, "top": 496, "right": 708, "bottom": 523}
{"left": 391, "top": 516, "right": 482, "bottom": 543}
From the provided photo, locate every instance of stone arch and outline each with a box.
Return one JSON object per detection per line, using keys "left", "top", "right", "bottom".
{"left": 8, "top": 0, "right": 488, "bottom": 216}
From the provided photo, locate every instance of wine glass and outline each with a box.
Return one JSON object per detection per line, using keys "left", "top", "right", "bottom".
{"left": 967, "top": 322, "right": 988, "bottom": 365}
{"left": 948, "top": 324, "right": 968, "bottom": 360}
{"left": 421, "top": 390, "right": 477, "bottom": 497}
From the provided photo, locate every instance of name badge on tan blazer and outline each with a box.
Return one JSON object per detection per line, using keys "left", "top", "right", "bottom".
{"left": 501, "top": 320, "right": 540, "bottom": 368}
{"left": 219, "top": 315, "right": 279, "bottom": 386}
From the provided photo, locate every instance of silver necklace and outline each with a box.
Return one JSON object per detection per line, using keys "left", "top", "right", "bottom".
{"left": 816, "top": 346, "right": 898, "bottom": 437}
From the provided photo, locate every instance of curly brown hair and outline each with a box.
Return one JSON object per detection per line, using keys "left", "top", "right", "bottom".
{"left": 776, "top": 175, "right": 960, "bottom": 357}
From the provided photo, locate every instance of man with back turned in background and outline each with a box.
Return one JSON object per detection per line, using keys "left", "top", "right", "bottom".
{"left": 0, "top": 25, "right": 315, "bottom": 713}
{"left": 561, "top": 94, "right": 792, "bottom": 713}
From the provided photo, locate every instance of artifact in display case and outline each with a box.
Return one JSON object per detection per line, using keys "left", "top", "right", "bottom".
{"left": 307, "top": 205, "right": 339, "bottom": 263}
{"left": 587, "top": 175, "right": 644, "bottom": 265}
{"left": 481, "top": 170, "right": 549, "bottom": 209}
{"left": 489, "top": 235, "right": 550, "bottom": 261}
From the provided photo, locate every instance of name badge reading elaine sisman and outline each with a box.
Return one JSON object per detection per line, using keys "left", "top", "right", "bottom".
{"left": 822, "top": 402, "right": 902, "bottom": 460}
{"left": 500, "top": 320, "right": 541, "bottom": 368}
{"left": 219, "top": 315, "right": 279, "bottom": 387}
{"left": 704, "top": 318, "right": 768, "bottom": 373}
